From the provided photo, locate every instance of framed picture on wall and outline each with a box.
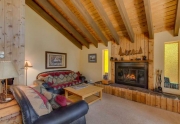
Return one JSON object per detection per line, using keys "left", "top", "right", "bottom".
{"left": 88, "top": 54, "right": 97, "bottom": 63}
{"left": 45, "top": 51, "right": 67, "bottom": 69}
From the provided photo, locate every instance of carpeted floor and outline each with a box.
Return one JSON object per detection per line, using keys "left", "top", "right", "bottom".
{"left": 86, "top": 93, "right": 180, "bottom": 124}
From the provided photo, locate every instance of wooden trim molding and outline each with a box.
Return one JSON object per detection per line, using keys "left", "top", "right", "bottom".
{"left": 91, "top": 0, "right": 120, "bottom": 45}
{"left": 35, "top": 0, "right": 90, "bottom": 48}
{"left": 143, "top": 0, "right": 154, "bottom": 39}
{"left": 115, "top": 0, "right": 134, "bottom": 43}
{"left": 53, "top": 0, "right": 98, "bottom": 48}
{"left": 174, "top": 0, "right": 180, "bottom": 36}
{"left": 71, "top": 0, "right": 108, "bottom": 46}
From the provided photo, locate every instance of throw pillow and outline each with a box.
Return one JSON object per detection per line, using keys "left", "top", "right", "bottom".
{"left": 76, "top": 71, "right": 81, "bottom": 80}
{"left": 55, "top": 95, "right": 67, "bottom": 107}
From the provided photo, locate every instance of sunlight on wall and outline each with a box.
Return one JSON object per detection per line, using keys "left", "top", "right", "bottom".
{"left": 164, "top": 42, "right": 179, "bottom": 83}
{"left": 104, "top": 49, "right": 108, "bottom": 73}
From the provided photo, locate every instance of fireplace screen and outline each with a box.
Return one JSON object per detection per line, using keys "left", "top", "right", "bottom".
{"left": 115, "top": 62, "right": 148, "bottom": 89}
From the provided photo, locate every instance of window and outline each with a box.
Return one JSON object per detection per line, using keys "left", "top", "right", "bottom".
{"left": 164, "top": 42, "right": 179, "bottom": 90}
{"left": 102, "top": 49, "right": 109, "bottom": 80}
{"left": 104, "top": 49, "right": 108, "bottom": 73}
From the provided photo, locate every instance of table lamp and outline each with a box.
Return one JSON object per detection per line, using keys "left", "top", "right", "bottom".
{"left": 0, "top": 61, "right": 18, "bottom": 102}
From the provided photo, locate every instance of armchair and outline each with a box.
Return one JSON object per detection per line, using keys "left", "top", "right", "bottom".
{"left": 10, "top": 85, "right": 89, "bottom": 124}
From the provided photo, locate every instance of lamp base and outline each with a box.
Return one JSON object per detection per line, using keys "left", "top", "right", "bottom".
{"left": 0, "top": 93, "right": 13, "bottom": 103}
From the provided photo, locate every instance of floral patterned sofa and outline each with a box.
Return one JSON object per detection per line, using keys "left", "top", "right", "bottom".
{"left": 34, "top": 70, "right": 82, "bottom": 94}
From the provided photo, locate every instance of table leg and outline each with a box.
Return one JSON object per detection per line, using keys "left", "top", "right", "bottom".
{"left": 99, "top": 90, "right": 102, "bottom": 100}
{"left": 65, "top": 90, "right": 68, "bottom": 98}
{"left": 81, "top": 96, "right": 85, "bottom": 100}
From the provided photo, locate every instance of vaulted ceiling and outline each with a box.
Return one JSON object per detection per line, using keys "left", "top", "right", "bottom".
{"left": 26, "top": 0, "right": 180, "bottom": 49}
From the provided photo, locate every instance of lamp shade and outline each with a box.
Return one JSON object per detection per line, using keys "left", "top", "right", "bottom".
{"left": 0, "top": 61, "right": 18, "bottom": 79}
{"left": 24, "top": 60, "right": 32, "bottom": 68}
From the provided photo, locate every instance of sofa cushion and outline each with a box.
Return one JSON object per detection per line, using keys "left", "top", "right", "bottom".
{"left": 49, "top": 93, "right": 60, "bottom": 109}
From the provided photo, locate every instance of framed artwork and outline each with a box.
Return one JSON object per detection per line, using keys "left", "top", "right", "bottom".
{"left": 45, "top": 51, "right": 67, "bottom": 69}
{"left": 88, "top": 54, "right": 97, "bottom": 63}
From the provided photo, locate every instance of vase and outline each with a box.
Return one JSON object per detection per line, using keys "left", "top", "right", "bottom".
{"left": 142, "top": 56, "right": 146, "bottom": 60}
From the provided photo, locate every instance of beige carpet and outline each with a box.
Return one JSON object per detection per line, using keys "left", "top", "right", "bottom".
{"left": 86, "top": 93, "right": 180, "bottom": 124}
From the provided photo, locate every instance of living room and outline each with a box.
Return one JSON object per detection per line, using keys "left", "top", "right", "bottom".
{"left": 1, "top": 0, "right": 180, "bottom": 124}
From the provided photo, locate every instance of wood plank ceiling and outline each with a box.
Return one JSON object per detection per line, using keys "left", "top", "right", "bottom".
{"left": 26, "top": 0, "right": 180, "bottom": 49}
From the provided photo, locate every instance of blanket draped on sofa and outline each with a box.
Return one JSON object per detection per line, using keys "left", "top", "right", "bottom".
{"left": 34, "top": 70, "right": 82, "bottom": 94}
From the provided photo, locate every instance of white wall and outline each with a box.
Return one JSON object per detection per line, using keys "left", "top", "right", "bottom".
{"left": 154, "top": 29, "right": 180, "bottom": 94}
{"left": 80, "top": 42, "right": 111, "bottom": 83}
{"left": 25, "top": 6, "right": 81, "bottom": 85}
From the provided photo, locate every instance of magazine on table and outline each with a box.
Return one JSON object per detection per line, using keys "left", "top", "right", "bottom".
{"left": 71, "top": 83, "right": 89, "bottom": 90}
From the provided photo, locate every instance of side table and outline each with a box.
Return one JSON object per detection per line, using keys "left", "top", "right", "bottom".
{"left": 102, "top": 80, "right": 111, "bottom": 85}
{"left": 0, "top": 99, "right": 22, "bottom": 124}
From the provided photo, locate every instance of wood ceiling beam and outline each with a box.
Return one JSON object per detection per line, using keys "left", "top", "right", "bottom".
{"left": 25, "top": 0, "right": 82, "bottom": 49}
{"left": 71, "top": 0, "right": 108, "bottom": 46}
{"left": 143, "top": 0, "right": 154, "bottom": 39}
{"left": 115, "top": 0, "right": 134, "bottom": 43}
{"left": 53, "top": 0, "right": 98, "bottom": 48}
{"left": 174, "top": 0, "right": 180, "bottom": 36}
{"left": 91, "top": 0, "right": 119, "bottom": 45}
{"left": 35, "top": 0, "right": 89, "bottom": 48}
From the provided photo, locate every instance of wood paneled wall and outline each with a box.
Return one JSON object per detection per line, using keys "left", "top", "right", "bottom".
{"left": 111, "top": 34, "right": 154, "bottom": 90}
{"left": 0, "top": 0, "right": 25, "bottom": 85}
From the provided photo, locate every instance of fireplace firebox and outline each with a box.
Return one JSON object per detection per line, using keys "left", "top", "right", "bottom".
{"left": 115, "top": 62, "right": 148, "bottom": 89}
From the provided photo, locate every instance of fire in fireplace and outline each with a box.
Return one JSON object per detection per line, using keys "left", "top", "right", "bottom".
{"left": 115, "top": 62, "right": 148, "bottom": 89}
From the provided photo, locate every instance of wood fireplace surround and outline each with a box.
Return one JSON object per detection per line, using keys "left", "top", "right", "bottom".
{"left": 111, "top": 34, "right": 154, "bottom": 90}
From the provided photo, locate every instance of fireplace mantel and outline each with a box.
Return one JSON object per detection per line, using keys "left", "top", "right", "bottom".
{"left": 111, "top": 60, "right": 153, "bottom": 63}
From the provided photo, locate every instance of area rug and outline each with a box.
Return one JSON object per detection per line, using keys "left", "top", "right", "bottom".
{"left": 86, "top": 93, "right": 180, "bottom": 124}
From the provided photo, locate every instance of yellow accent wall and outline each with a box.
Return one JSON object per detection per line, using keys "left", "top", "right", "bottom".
{"left": 164, "top": 42, "right": 179, "bottom": 83}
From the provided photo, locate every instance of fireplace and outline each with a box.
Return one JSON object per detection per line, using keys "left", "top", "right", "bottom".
{"left": 115, "top": 62, "right": 148, "bottom": 89}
